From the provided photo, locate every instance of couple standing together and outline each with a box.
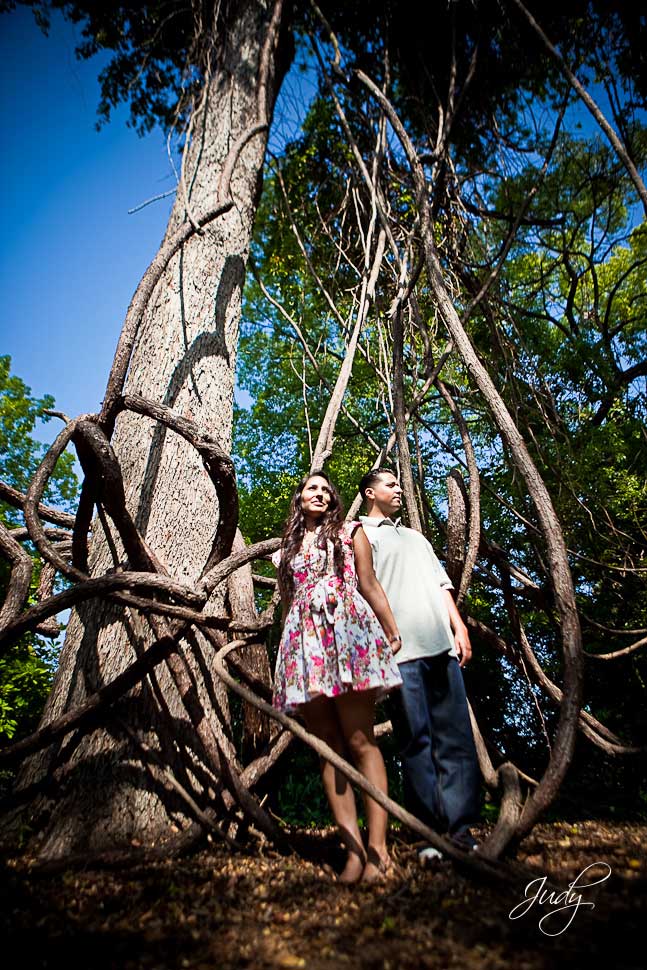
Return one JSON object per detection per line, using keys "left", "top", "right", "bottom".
{"left": 271, "top": 468, "right": 481, "bottom": 883}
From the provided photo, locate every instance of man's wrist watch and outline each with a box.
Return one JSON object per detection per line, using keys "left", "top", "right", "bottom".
{"left": 389, "top": 634, "right": 402, "bottom": 644}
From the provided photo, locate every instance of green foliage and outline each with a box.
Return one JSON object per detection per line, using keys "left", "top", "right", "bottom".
{"left": 0, "top": 356, "right": 78, "bottom": 526}
{"left": 0, "top": 636, "right": 58, "bottom": 740}
{"left": 0, "top": 357, "right": 78, "bottom": 743}
{"left": 270, "top": 744, "right": 331, "bottom": 828}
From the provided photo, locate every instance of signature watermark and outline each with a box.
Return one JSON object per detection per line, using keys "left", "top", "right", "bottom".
{"left": 509, "top": 863, "right": 612, "bottom": 936}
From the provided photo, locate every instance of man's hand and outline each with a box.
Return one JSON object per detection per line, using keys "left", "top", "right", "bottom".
{"left": 441, "top": 588, "right": 472, "bottom": 668}
{"left": 454, "top": 624, "right": 472, "bottom": 668}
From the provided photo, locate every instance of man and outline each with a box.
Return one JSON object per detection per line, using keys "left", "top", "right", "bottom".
{"left": 358, "top": 467, "right": 481, "bottom": 855}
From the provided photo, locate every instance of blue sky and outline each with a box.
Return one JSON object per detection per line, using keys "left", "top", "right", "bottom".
{"left": 0, "top": 7, "right": 175, "bottom": 441}
{"left": 0, "top": 7, "right": 318, "bottom": 451}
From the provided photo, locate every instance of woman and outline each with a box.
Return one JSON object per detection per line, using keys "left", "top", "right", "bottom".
{"left": 272, "top": 472, "right": 403, "bottom": 883}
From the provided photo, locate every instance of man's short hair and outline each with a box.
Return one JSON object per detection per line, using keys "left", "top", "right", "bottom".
{"left": 358, "top": 466, "right": 396, "bottom": 500}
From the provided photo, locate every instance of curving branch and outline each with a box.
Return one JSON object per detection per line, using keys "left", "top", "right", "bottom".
{"left": 515, "top": 621, "right": 643, "bottom": 755}
{"left": 72, "top": 419, "right": 160, "bottom": 572}
{"left": 479, "top": 764, "right": 524, "bottom": 861}
{"left": 0, "top": 570, "right": 208, "bottom": 654}
{"left": 1, "top": 397, "right": 259, "bottom": 679}
{"left": 199, "top": 537, "right": 280, "bottom": 600}
{"left": 0, "top": 522, "right": 33, "bottom": 634}
{"left": 466, "top": 615, "right": 640, "bottom": 756}
{"left": 24, "top": 415, "right": 98, "bottom": 583}
{"left": 585, "top": 635, "right": 647, "bottom": 661}
{"left": 0, "top": 539, "right": 280, "bottom": 768}
{"left": 71, "top": 475, "right": 97, "bottom": 573}
{"left": 33, "top": 559, "right": 61, "bottom": 638}
{"left": 0, "top": 479, "right": 76, "bottom": 529}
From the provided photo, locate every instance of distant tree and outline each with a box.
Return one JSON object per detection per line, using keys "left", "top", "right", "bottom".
{"left": 0, "top": 357, "right": 77, "bottom": 749}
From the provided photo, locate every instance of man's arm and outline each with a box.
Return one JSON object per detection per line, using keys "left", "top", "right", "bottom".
{"left": 353, "top": 527, "right": 402, "bottom": 652}
{"left": 441, "top": 588, "right": 472, "bottom": 668}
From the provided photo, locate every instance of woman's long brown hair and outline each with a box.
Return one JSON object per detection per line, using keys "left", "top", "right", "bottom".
{"left": 277, "top": 472, "right": 346, "bottom": 608}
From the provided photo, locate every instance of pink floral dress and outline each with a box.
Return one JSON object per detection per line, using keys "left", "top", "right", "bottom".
{"left": 272, "top": 522, "right": 402, "bottom": 712}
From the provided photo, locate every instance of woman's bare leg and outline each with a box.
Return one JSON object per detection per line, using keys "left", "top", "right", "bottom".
{"left": 301, "top": 695, "right": 366, "bottom": 882}
{"left": 334, "top": 689, "right": 391, "bottom": 881}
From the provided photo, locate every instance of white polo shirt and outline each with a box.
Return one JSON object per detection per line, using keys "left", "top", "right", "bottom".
{"left": 359, "top": 515, "right": 457, "bottom": 664}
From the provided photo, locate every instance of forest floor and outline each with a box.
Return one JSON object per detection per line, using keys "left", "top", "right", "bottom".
{"left": 1, "top": 819, "right": 646, "bottom": 970}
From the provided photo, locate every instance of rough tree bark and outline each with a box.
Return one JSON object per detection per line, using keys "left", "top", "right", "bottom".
{"left": 10, "top": 0, "right": 292, "bottom": 860}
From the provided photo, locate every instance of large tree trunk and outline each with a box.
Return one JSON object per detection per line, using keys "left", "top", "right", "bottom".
{"left": 12, "top": 0, "right": 291, "bottom": 861}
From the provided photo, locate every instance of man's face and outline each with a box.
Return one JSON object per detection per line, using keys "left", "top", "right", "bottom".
{"left": 366, "top": 473, "right": 402, "bottom": 517}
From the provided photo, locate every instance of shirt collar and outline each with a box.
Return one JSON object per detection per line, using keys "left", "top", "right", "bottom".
{"left": 360, "top": 515, "right": 401, "bottom": 529}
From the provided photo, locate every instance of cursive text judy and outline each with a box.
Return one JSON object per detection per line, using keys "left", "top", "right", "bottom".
{"left": 508, "top": 863, "right": 611, "bottom": 936}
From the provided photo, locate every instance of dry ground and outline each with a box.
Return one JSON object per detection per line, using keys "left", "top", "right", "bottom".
{"left": 1, "top": 820, "right": 646, "bottom": 970}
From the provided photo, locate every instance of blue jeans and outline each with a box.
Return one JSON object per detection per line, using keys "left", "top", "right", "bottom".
{"left": 393, "top": 653, "right": 481, "bottom": 836}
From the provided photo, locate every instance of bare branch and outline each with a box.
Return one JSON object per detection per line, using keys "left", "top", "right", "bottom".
{"left": 585, "top": 634, "right": 647, "bottom": 662}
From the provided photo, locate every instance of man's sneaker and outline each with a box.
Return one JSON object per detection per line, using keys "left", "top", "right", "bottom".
{"left": 418, "top": 845, "right": 444, "bottom": 865}
{"left": 450, "top": 829, "right": 478, "bottom": 852}
{"left": 418, "top": 830, "right": 478, "bottom": 865}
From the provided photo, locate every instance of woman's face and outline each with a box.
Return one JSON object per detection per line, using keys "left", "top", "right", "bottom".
{"left": 300, "top": 475, "right": 332, "bottom": 521}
